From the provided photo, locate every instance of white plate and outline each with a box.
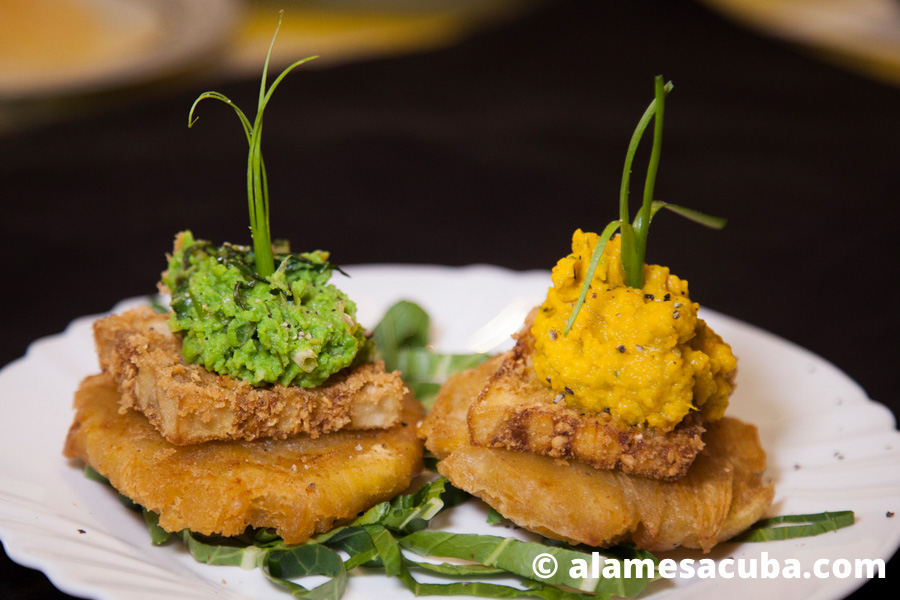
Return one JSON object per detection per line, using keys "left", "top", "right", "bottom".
{"left": 1, "top": 264, "right": 898, "bottom": 600}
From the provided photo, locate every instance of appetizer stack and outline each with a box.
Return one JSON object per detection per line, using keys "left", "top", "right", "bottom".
{"left": 63, "top": 36, "right": 424, "bottom": 545}
{"left": 63, "top": 45, "right": 773, "bottom": 575}
{"left": 421, "top": 78, "right": 774, "bottom": 553}
{"left": 421, "top": 233, "right": 774, "bottom": 552}
{"left": 63, "top": 238, "right": 424, "bottom": 543}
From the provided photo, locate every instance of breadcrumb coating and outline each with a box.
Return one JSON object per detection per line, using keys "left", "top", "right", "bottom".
{"left": 94, "top": 307, "right": 406, "bottom": 445}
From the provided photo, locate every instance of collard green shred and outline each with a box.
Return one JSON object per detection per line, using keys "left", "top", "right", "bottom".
{"left": 729, "top": 511, "right": 855, "bottom": 542}
{"left": 147, "top": 295, "right": 169, "bottom": 314}
{"left": 374, "top": 300, "right": 489, "bottom": 408}
{"left": 182, "top": 530, "right": 268, "bottom": 569}
{"left": 142, "top": 509, "right": 173, "bottom": 545}
{"left": 83, "top": 465, "right": 109, "bottom": 485}
{"left": 373, "top": 300, "right": 432, "bottom": 364}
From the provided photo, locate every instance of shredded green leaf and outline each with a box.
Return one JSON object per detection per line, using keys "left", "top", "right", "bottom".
{"left": 146, "top": 295, "right": 169, "bottom": 314}
{"left": 730, "top": 511, "right": 856, "bottom": 542}
{"left": 487, "top": 506, "right": 504, "bottom": 525}
{"left": 374, "top": 300, "right": 489, "bottom": 407}
{"left": 372, "top": 300, "right": 431, "bottom": 362}
{"left": 143, "top": 509, "right": 173, "bottom": 545}
{"left": 83, "top": 465, "right": 109, "bottom": 484}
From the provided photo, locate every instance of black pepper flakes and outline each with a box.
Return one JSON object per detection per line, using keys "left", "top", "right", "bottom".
{"left": 564, "top": 387, "right": 574, "bottom": 395}
{"left": 617, "top": 344, "right": 626, "bottom": 353}
{"left": 549, "top": 330, "right": 558, "bottom": 341}
{"left": 644, "top": 294, "right": 654, "bottom": 301}
{"left": 663, "top": 293, "right": 670, "bottom": 301}
{"left": 673, "top": 311, "right": 680, "bottom": 320}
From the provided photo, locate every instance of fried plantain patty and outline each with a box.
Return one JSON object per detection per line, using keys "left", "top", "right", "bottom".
{"left": 65, "top": 373, "right": 424, "bottom": 544}
{"left": 423, "top": 362, "right": 773, "bottom": 553}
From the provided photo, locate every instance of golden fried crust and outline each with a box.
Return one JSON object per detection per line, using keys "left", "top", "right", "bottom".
{"left": 466, "top": 332, "right": 706, "bottom": 480}
{"left": 64, "top": 373, "right": 425, "bottom": 544}
{"left": 94, "top": 307, "right": 406, "bottom": 445}
{"left": 423, "top": 363, "right": 773, "bottom": 553}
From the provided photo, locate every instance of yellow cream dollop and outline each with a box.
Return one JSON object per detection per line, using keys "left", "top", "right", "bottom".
{"left": 531, "top": 230, "right": 737, "bottom": 431}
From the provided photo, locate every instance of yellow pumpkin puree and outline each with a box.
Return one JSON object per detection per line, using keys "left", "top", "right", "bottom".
{"left": 531, "top": 230, "right": 737, "bottom": 431}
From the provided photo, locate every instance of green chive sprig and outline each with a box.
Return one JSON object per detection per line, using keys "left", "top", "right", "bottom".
{"left": 564, "top": 76, "right": 727, "bottom": 335}
{"left": 188, "top": 14, "right": 316, "bottom": 278}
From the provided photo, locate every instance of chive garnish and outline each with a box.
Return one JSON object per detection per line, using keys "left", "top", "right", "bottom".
{"left": 188, "top": 14, "right": 316, "bottom": 278}
{"left": 564, "top": 76, "right": 726, "bottom": 335}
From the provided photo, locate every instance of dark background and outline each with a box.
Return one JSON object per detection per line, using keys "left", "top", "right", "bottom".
{"left": 1, "top": 0, "right": 897, "bottom": 598}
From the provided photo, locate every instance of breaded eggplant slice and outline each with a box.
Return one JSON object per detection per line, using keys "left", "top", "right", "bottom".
{"left": 467, "top": 331, "right": 706, "bottom": 480}
{"left": 423, "top": 363, "right": 773, "bottom": 553}
{"left": 94, "top": 307, "right": 406, "bottom": 445}
{"left": 64, "top": 373, "right": 425, "bottom": 544}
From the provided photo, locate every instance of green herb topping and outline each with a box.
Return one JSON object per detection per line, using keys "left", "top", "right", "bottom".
{"left": 166, "top": 19, "right": 371, "bottom": 387}
{"left": 162, "top": 231, "right": 371, "bottom": 387}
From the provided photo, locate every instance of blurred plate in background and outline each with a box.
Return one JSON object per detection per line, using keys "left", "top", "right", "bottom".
{"left": 700, "top": 0, "right": 900, "bottom": 85}
{"left": 222, "top": 0, "right": 545, "bottom": 74}
{"left": 0, "top": 0, "right": 544, "bottom": 101}
{"left": 0, "top": 0, "right": 242, "bottom": 100}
